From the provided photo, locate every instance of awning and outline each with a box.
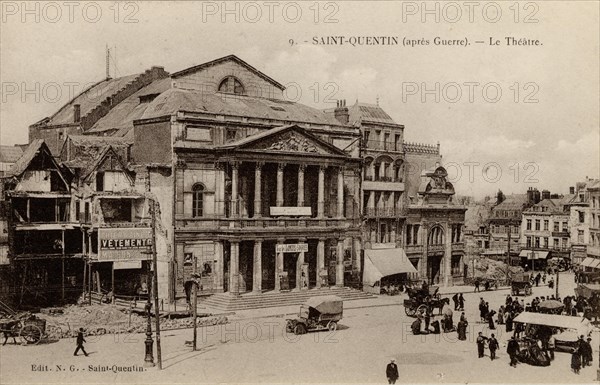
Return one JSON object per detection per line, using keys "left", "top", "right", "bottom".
{"left": 363, "top": 248, "right": 418, "bottom": 287}
{"left": 519, "top": 250, "right": 549, "bottom": 260}
{"left": 580, "top": 257, "right": 598, "bottom": 268}
{"left": 513, "top": 312, "right": 592, "bottom": 335}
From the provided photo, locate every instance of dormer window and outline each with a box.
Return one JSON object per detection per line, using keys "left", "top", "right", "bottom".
{"left": 218, "top": 76, "right": 245, "bottom": 95}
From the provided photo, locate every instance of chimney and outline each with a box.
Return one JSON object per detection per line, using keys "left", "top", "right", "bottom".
{"left": 334, "top": 99, "right": 349, "bottom": 125}
{"left": 541, "top": 190, "right": 550, "bottom": 200}
{"left": 570, "top": 186, "right": 575, "bottom": 194}
{"left": 527, "top": 187, "right": 534, "bottom": 203}
{"left": 533, "top": 188, "right": 541, "bottom": 204}
{"left": 73, "top": 104, "right": 81, "bottom": 123}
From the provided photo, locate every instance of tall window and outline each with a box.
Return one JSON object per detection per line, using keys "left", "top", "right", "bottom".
{"left": 526, "top": 236, "right": 532, "bottom": 248}
{"left": 543, "top": 220, "right": 549, "bottom": 231}
{"left": 535, "top": 219, "right": 540, "bottom": 231}
{"left": 192, "top": 184, "right": 205, "bottom": 217}
{"left": 526, "top": 219, "right": 532, "bottom": 230}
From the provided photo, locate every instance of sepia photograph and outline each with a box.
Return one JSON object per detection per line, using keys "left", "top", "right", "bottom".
{"left": 0, "top": 1, "right": 598, "bottom": 384}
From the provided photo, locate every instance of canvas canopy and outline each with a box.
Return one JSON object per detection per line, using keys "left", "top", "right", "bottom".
{"left": 514, "top": 312, "right": 592, "bottom": 335}
{"left": 303, "top": 295, "right": 343, "bottom": 315}
{"left": 362, "top": 248, "right": 418, "bottom": 287}
{"left": 519, "top": 250, "right": 549, "bottom": 260}
{"left": 574, "top": 284, "right": 600, "bottom": 298}
{"left": 580, "top": 258, "right": 600, "bottom": 268}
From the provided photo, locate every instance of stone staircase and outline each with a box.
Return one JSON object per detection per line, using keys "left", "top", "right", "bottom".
{"left": 201, "top": 287, "right": 375, "bottom": 312}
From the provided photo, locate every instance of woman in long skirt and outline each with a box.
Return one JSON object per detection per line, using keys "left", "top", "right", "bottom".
{"left": 571, "top": 348, "right": 582, "bottom": 374}
{"left": 505, "top": 311, "right": 514, "bottom": 332}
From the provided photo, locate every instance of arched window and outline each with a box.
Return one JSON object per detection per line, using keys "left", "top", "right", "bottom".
{"left": 218, "top": 76, "right": 245, "bottom": 95}
{"left": 192, "top": 184, "right": 205, "bottom": 217}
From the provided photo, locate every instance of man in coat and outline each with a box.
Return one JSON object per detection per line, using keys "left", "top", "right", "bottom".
{"left": 386, "top": 359, "right": 399, "bottom": 384}
{"left": 452, "top": 293, "right": 459, "bottom": 310}
{"left": 476, "top": 332, "right": 488, "bottom": 358}
{"left": 488, "top": 333, "right": 499, "bottom": 361}
{"left": 507, "top": 336, "right": 519, "bottom": 367}
{"left": 73, "top": 328, "right": 88, "bottom": 357}
{"left": 458, "top": 294, "right": 465, "bottom": 311}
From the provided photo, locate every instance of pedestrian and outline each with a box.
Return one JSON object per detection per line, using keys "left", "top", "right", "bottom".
{"left": 571, "top": 348, "right": 582, "bottom": 374}
{"left": 479, "top": 298, "right": 487, "bottom": 322}
{"left": 487, "top": 309, "right": 496, "bottom": 330}
{"left": 579, "top": 336, "right": 592, "bottom": 367}
{"left": 542, "top": 274, "right": 547, "bottom": 284}
{"left": 584, "top": 338, "right": 593, "bottom": 367}
{"left": 73, "top": 328, "right": 88, "bottom": 357}
{"left": 476, "top": 332, "right": 488, "bottom": 358}
{"left": 386, "top": 358, "right": 399, "bottom": 384}
{"left": 505, "top": 311, "right": 514, "bottom": 332}
{"left": 424, "top": 308, "right": 431, "bottom": 331}
{"left": 488, "top": 333, "right": 499, "bottom": 361}
{"left": 458, "top": 294, "right": 465, "bottom": 311}
{"left": 474, "top": 279, "right": 480, "bottom": 292}
{"left": 498, "top": 306, "right": 505, "bottom": 325}
{"left": 457, "top": 319, "right": 467, "bottom": 340}
{"left": 411, "top": 318, "right": 421, "bottom": 335}
{"left": 452, "top": 293, "right": 459, "bottom": 310}
{"left": 507, "top": 336, "right": 519, "bottom": 367}
{"left": 547, "top": 335, "right": 555, "bottom": 361}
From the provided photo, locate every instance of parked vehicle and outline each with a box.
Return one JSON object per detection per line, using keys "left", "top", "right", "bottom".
{"left": 0, "top": 300, "right": 46, "bottom": 345}
{"left": 511, "top": 274, "right": 532, "bottom": 296}
{"left": 403, "top": 286, "right": 449, "bottom": 317}
{"left": 286, "top": 295, "right": 343, "bottom": 335}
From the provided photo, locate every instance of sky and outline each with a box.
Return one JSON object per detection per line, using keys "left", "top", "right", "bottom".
{"left": 1, "top": 1, "right": 598, "bottom": 198}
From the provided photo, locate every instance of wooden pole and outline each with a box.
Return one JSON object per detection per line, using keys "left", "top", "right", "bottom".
{"left": 111, "top": 262, "right": 115, "bottom": 304}
{"left": 150, "top": 198, "right": 162, "bottom": 369}
{"left": 61, "top": 229, "right": 65, "bottom": 304}
{"left": 192, "top": 254, "right": 198, "bottom": 351}
{"left": 556, "top": 269, "right": 559, "bottom": 298}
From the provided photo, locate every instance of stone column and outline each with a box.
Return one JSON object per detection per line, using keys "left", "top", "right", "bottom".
{"left": 391, "top": 221, "right": 397, "bottom": 244}
{"left": 317, "top": 166, "right": 325, "bottom": 218}
{"left": 229, "top": 241, "right": 240, "bottom": 295}
{"left": 215, "top": 163, "right": 224, "bottom": 216}
{"left": 337, "top": 167, "right": 344, "bottom": 218}
{"left": 214, "top": 241, "right": 224, "bottom": 292}
{"left": 444, "top": 225, "right": 453, "bottom": 287}
{"left": 370, "top": 162, "right": 375, "bottom": 180}
{"left": 297, "top": 164, "right": 305, "bottom": 207}
{"left": 316, "top": 238, "right": 325, "bottom": 288}
{"left": 274, "top": 239, "right": 284, "bottom": 291}
{"left": 297, "top": 237, "right": 306, "bottom": 291}
{"left": 368, "top": 190, "right": 374, "bottom": 215}
{"left": 253, "top": 162, "right": 263, "bottom": 218}
{"left": 353, "top": 237, "right": 362, "bottom": 274}
{"left": 231, "top": 162, "right": 239, "bottom": 218}
{"left": 276, "top": 163, "right": 285, "bottom": 207}
{"left": 336, "top": 238, "right": 344, "bottom": 287}
{"left": 253, "top": 240, "right": 262, "bottom": 293}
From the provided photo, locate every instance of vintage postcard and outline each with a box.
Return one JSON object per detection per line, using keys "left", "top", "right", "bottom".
{"left": 0, "top": 1, "right": 598, "bottom": 384}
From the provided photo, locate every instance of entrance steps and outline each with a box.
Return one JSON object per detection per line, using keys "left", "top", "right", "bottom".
{"left": 201, "top": 287, "right": 375, "bottom": 312}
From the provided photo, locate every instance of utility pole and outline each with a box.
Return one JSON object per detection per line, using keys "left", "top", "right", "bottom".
{"left": 150, "top": 198, "right": 163, "bottom": 370}
{"left": 192, "top": 254, "right": 198, "bottom": 351}
{"left": 506, "top": 223, "right": 511, "bottom": 284}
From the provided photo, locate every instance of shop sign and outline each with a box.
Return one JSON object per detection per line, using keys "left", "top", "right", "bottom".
{"left": 98, "top": 227, "right": 152, "bottom": 262}
{"left": 275, "top": 243, "right": 308, "bottom": 253}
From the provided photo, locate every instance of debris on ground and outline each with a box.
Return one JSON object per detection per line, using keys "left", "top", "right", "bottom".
{"left": 39, "top": 304, "right": 228, "bottom": 340}
{"left": 464, "top": 257, "right": 524, "bottom": 285}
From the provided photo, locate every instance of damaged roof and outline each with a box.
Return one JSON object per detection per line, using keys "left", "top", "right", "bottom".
{"left": 36, "top": 74, "right": 141, "bottom": 127}
{"left": 139, "top": 88, "right": 341, "bottom": 125}
{"left": 0, "top": 145, "right": 24, "bottom": 163}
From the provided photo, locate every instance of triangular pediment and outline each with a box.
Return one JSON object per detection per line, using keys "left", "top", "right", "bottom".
{"left": 223, "top": 125, "right": 348, "bottom": 157}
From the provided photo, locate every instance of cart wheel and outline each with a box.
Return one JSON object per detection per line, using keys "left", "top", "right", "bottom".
{"left": 327, "top": 321, "right": 338, "bottom": 331}
{"left": 294, "top": 324, "right": 306, "bottom": 335}
{"left": 417, "top": 304, "right": 428, "bottom": 315}
{"left": 405, "top": 305, "right": 416, "bottom": 317}
{"left": 20, "top": 325, "right": 42, "bottom": 345}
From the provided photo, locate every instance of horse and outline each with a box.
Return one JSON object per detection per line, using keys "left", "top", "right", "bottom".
{"left": 430, "top": 297, "right": 451, "bottom": 315}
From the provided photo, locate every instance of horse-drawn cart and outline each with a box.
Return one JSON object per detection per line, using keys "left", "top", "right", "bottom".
{"left": 403, "top": 286, "right": 449, "bottom": 317}
{"left": 0, "top": 300, "right": 46, "bottom": 345}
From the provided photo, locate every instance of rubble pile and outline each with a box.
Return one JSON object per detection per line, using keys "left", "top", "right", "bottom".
{"left": 464, "top": 258, "right": 524, "bottom": 285}
{"left": 41, "top": 304, "right": 228, "bottom": 340}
